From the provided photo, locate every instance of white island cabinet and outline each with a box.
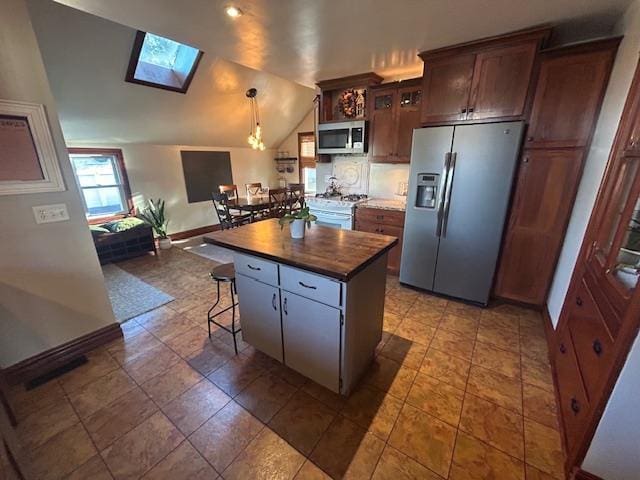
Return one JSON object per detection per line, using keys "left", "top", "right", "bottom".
{"left": 233, "top": 251, "right": 387, "bottom": 395}
{"left": 203, "top": 219, "right": 397, "bottom": 395}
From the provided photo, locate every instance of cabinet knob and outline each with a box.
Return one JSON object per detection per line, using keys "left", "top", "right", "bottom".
{"left": 593, "top": 339, "right": 603, "bottom": 356}
{"left": 576, "top": 296, "right": 583, "bottom": 306}
{"left": 571, "top": 397, "right": 581, "bottom": 414}
{"left": 527, "top": 136, "right": 534, "bottom": 142}
{"left": 467, "top": 107, "right": 474, "bottom": 113}
{"left": 560, "top": 343, "right": 566, "bottom": 354}
{"left": 461, "top": 108, "right": 467, "bottom": 114}
{"left": 523, "top": 157, "right": 529, "bottom": 164}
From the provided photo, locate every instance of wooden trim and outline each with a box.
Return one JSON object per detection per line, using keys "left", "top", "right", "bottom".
{"left": 169, "top": 224, "right": 221, "bottom": 241}
{"left": 541, "top": 36, "right": 623, "bottom": 56}
{"left": 3, "top": 323, "right": 123, "bottom": 386}
{"left": 68, "top": 148, "right": 134, "bottom": 220}
{"left": 316, "top": 72, "right": 383, "bottom": 90}
{"left": 125, "top": 31, "right": 204, "bottom": 94}
{"left": 572, "top": 468, "right": 604, "bottom": 480}
{"left": 369, "top": 77, "right": 422, "bottom": 90}
{"left": 419, "top": 25, "right": 552, "bottom": 60}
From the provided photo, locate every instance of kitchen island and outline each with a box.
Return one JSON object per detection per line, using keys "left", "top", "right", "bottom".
{"left": 203, "top": 218, "right": 397, "bottom": 394}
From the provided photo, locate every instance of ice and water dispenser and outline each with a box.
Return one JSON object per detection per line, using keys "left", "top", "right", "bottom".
{"left": 415, "top": 173, "right": 439, "bottom": 209}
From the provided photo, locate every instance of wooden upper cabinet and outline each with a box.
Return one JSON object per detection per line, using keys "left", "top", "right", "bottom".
{"left": 526, "top": 42, "right": 618, "bottom": 149}
{"left": 420, "top": 54, "right": 475, "bottom": 124}
{"left": 625, "top": 81, "right": 640, "bottom": 153}
{"left": 467, "top": 42, "right": 536, "bottom": 120}
{"left": 396, "top": 85, "right": 423, "bottom": 161}
{"left": 419, "top": 27, "right": 551, "bottom": 125}
{"left": 369, "top": 88, "right": 397, "bottom": 162}
{"left": 369, "top": 80, "right": 422, "bottom": 163}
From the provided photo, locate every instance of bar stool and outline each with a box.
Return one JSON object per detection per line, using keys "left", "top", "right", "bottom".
{"left": 207, "top": 263, "right": 241, "bottom": 354}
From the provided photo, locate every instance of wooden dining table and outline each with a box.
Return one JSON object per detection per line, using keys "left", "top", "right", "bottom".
{"left": 227, "top": 195, "right": 275, "bottom": 222}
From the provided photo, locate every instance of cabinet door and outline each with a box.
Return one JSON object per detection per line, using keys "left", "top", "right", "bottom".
{"left": 467, "top": 42, "right": 536, "bottom": 120}
{"left": 235, "top": 273, "right": 283, "bottom": 362}
{"left": 282, "top": 291, "right": 341, "bottom": 392}
{"left": 625, "top": 73, "right": 640, "bottom": 153}
{"left": 395, "top": 86, "right": 422, "bottom": 162}
{"left": 495, "top": 149, "right": 584, "bottom": 304}
{"left": 526, "top": 49, "right": 615, "bottom": 149}
{"left": 555, "top": 327, "right": 591, "bottom": 453}
{"left": 369, "top": 88, "right": 397, "bottom": 162}
{"left": 421, "top": 54, "right": 475, "bottom": 124}
{"left": 377, "top": 224, "right": 404, "bottom": 275}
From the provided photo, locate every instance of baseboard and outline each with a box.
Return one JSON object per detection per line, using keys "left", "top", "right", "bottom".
{"left": 3, "top": 323, "right": 123, "bottom": 386}
{"left": 170, "top": 224, "right": 220, "bottom": 241}
{"left": 572, "top": 468, "right": 603, "bottom": 480}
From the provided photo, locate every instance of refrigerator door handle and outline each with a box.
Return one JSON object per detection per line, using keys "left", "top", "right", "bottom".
{"left": 436, "top": 152, "right": 452, "bottom": 237}
{"left": 441, "top": 152, "right": 457, "bottom": 237}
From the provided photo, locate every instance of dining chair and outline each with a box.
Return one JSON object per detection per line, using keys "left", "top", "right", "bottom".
{"left": 287, "top": 183, "right": 305, "bottom": 214}
{"left": 245, "top": 182, "right": 262, "bottom": 196}
{"left": 212, "top": 192, "right": 251, "bottom": 230}
{"left": 219, "top": 184, "right": 239, "bottom": 200}
{"left": 269, "top": 188, "right": 289, "bottom": 218}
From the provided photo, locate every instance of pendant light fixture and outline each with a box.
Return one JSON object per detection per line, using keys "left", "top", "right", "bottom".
{"left": 246, "top": 88, "right": 265, "bottom": 151}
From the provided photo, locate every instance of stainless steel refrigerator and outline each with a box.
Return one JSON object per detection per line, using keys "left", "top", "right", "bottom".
{"left": 399, "top": 121, "right": 524, "bottom": 305}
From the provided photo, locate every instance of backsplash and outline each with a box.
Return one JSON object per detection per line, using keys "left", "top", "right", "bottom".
{"left": 314, "top": 156, "right": 409, "bottom": 199}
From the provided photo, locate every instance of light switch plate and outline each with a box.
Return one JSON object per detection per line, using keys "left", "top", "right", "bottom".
{"left": 33, "top": 203, "right": 70, "bottom": 224}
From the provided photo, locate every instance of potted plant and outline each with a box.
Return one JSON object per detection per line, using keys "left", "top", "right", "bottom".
{"left": 278, "top": 207, "right": 317, "bottom": 239}
{"left": 138, "top": 198, "right": 171, "bottom": 249}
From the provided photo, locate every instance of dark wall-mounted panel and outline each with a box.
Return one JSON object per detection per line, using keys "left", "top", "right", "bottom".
{"left": 181, "top": 150, "right": 233, "bottom": 203}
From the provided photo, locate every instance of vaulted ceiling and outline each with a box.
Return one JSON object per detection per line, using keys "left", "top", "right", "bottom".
{"left": 30, "top": 0, "right": 630, "bottom": 147}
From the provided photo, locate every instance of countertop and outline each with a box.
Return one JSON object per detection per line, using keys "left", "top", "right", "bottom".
{"left": 359, "top": 198, "right": 407, "bottom": 211}
{"left": 203, "top": 218, "right": 398, "bottom": 281}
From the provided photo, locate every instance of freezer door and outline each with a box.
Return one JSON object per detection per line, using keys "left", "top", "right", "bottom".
{"left": 399, "top": 126, "right": 454, "bottom": 290}
{"left": 433, "top": 121, "right": 524, "bottom": 304}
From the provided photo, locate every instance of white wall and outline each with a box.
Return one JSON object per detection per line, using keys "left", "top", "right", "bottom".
{"left": 547, "top": 0, "right": 640, "bottom": 326}
{"left": 276, "top": 109, "right": 315, "bottom": 185}
{"left": 0, "top": 0, "right": 115, "bottom": 367}
{"left": 77, "top": 144, "right": 279, "bottom": 234}
{"left": 581, "top": 334, "right": 640, "bottom": 479}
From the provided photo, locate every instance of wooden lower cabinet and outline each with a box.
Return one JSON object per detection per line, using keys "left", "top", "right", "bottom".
{"left": 355, "top": 207, "right": 404, "bottom": 274}
{"left": 495, "top": 149, "right": 584, "bottom": 304}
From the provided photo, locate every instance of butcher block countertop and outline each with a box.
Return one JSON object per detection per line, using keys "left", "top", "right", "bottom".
{"left": 203, "top": 219, "right": 398, "bottom": 281}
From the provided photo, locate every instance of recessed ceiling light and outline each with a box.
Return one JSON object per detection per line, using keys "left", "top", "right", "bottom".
{"left": 225, "top": 5, "right": 243, "bottom": 18}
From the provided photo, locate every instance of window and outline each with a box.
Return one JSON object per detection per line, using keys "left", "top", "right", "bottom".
{"left": 298, "top": 132, "right": 316, "bottom": 193}
{"left": 68, "top": 149, "right": 132, "bottom": 219}
{"left": 125, "top": 31, "right": 203, "bottom": 93}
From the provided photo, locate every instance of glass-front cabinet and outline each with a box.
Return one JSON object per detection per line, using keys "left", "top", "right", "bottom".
{"left": 588, "top": 152, "right": 640, "bottom": 315}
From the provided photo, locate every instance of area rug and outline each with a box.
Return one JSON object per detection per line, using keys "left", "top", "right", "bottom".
{"left": 102, "top": 264, "right": 174, "bottom": 322}
{"left": 182, "top": 242, "right": 234, "bottom": 265}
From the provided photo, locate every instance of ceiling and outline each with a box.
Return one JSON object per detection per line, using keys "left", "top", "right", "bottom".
{"left": 28, "top": 0, "right": 315, "bottom": 147}
{"left": 53, "top": 0, "right": 631, "bottom": 87}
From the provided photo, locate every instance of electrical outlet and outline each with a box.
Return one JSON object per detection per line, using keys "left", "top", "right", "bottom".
{"left": 33, "top": 204, "right": 70, "bottom": 224}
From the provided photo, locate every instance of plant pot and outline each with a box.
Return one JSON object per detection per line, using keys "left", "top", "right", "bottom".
{"left": 290, "top": 219, "right": 306, "bottom": 239}
{"left": 158, "top": 237, "right": 172, "bottom": 250}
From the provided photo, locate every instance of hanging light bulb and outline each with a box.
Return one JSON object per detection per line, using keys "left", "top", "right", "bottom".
{"left": 246, "top": 88, "right": 265, "bottom": 150}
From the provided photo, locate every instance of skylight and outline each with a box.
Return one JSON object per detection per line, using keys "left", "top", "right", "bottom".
{"left": 125, "top": 31, "right": 203, "bottom": 93}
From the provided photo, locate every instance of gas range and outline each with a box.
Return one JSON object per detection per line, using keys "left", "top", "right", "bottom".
{"left": 306, "top": 193, "right": 368, "bottom": 230}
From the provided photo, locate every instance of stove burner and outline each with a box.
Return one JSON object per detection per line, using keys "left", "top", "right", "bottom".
{"left": 341, "top": 194, "right": 368, "bottom": 201}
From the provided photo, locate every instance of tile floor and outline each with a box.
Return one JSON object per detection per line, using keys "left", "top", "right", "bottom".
{"left": 7, "top": 246, "right": 566, "bottom": 480}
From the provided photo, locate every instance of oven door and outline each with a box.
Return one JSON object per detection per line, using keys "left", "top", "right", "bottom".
{"left": 311, "top": 210, "right": 353, "bottom": 230}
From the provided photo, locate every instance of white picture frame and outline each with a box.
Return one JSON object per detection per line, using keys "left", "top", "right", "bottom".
{"left": 0, "top": 99, "right": 65, "bottom": 195}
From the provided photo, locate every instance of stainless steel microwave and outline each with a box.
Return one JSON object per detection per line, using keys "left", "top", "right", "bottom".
{"left": 317, "top": 120, "right": 367, "bottom": 155}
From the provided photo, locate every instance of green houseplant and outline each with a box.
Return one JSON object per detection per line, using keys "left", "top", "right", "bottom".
{"left": 138, "top": 198, "right": 171, "bottom": 249}
{"left": 278, "top": 207, "right": 317, "bottom": 239}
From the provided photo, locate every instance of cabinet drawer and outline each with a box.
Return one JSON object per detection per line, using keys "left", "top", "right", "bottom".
{"left": 280, "top": 265, "right": 341, "bottom": 308}
{"left": 356, "top": 207, "right": 405, "bottom": 227}
{"left": 234, "top": 252, "right": 279, "bottom": 286}
{"left": 555, "top": 327, "right": 590, "bottom": 452}
{"left": 568, "top": 279, "right": 615, "bottom": 400}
